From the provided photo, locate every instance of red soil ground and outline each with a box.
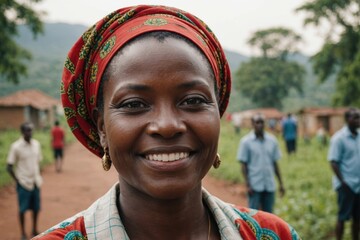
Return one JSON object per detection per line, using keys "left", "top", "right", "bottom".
{"left": 0, "top": 141, "right": 246, "bottom": 240}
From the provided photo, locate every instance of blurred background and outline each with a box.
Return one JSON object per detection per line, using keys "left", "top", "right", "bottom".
{"left": 1, "top": 0, "right": 359, "bottom": 239}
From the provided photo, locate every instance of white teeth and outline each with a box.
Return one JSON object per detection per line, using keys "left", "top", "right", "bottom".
{"left": 145, "top": 152, "right": 189, "bottom": 162}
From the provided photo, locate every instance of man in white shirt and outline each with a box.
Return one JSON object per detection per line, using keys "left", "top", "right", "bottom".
{"left": 7, "top": 122, "right": 42, "bottom": 240}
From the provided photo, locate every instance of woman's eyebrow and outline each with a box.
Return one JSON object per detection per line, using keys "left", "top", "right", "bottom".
{"left": 117, "top": 83, "right": 151, "bottom": 91}
{"left": 117, "top": 80, "right": 210, "bottom": 91}
{"left": 177, "top": 80, "right": 210, "bottom": 89}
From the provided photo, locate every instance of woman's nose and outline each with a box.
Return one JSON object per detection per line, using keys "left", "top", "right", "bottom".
{"left": 146, "top": 107, "right": 186, "bottom": 139}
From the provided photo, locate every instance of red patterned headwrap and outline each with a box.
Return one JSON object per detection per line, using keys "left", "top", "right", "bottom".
{"left": 61, "top": 5, "right": 231, "bottom": 157}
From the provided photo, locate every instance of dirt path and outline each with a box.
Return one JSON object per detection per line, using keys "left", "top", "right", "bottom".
{"left": 0, "top": 141, "right": 246, "bottom": 240}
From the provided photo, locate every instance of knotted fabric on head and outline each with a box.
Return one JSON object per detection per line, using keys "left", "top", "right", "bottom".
{"left": 61, "top": 5, "right": 231, "bottom": 157}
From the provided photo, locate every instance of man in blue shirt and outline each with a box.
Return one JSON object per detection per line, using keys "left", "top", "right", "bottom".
{"left": 282, "top": 113, "right": 297, "bottom": 155}
{"left": 237, "top": 113, "right": 285, "bottom": 213}
{"left": 328, "top": 108, "right": 360, "bottom": 240}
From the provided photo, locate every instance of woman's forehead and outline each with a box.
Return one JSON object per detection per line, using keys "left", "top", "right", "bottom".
{"left": 120, "top": 34, "right": 208, "bottom": 61}
{"left": 107, "top": 37, "right": 213, "bottom": 79}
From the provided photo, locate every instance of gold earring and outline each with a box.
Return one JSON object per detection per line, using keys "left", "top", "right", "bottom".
{"left": 102, "top": 148, "right": 112, "bottom": 171}
{"left": 213, "top": 153, "right": 221, "bottom": 169}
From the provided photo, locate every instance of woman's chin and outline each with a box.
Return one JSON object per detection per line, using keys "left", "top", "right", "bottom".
{"left": 140, "top": 182, "right": 202, "bottom": 201}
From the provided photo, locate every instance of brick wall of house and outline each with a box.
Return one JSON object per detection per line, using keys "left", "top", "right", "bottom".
{"left": 0, "top": 107, "right": 24, "bottom": 130}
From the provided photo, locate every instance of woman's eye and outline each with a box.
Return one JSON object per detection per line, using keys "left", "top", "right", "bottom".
{"left": 123, "top": 101, "right": 146, "bottom": 108}
{"left": 182, "top": 96, "right": 207, "bottom": 106}
{"left": 116, "top": 99, "right": 149, "bottom": 111}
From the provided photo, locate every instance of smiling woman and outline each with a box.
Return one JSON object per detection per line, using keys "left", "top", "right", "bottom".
{"left": 98, "top": 35, "right": 220, "bottom": 202}
{"left": 34, "top": 5, "right": 300, "bottom": 240}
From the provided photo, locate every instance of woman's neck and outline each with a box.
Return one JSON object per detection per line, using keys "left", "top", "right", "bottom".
{"left": 117, "top": 181, "right": 211, "bottom": 240}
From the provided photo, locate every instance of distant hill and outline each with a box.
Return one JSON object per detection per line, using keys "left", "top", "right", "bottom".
{"left": 16, "top": 23, "right": 87, "bottom": 59}
{"left": 0, "top": 22, "right": 335, "bottom": 112}
{"left": 0, "top": 23, "right": 88, "bottom": 98}
{"left": 223, "top": 49, "right": 248, "bottom": 73}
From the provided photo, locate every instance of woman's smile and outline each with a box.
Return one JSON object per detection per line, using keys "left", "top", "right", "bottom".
{"left": 139, "top": 145, "right": 195, "bottom": 172}
{"left": 141, "top": 152, "right": 192, "bottom": 172}
{"left": 145, "top": 152, "right": 190, "bottom": 162}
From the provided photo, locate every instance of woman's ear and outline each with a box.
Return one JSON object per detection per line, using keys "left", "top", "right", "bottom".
{"left": 93, "top": 107, "right": 107, "bottom": 148}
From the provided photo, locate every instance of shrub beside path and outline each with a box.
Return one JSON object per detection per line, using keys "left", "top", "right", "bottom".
{"left": 0, "top": 141, "right": 246, "bottom": 240}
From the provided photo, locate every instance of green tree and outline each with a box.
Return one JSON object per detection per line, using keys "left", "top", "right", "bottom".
{"left": 235, "top": 58, "right": 304, "bottom": 109}
{"left": 296, "top": 0, "right": 360, "bottom": 106}
{"left": 234, "top": 27, "right": 305, "bottom": 109}
{"left": 0, "top": 0, "right": 44, "bottom": 84}
{"left": 248, "top": 27, "right": 302, "bottom": 60}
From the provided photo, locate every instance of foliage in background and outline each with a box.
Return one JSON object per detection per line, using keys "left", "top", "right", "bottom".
{"left": 234, "top": 58, "right": 305, "bottom": 109}
{"left": 0, "top": 23, "right": 86, "bottom": 98}
{"left": 0, "top": 0, "right": 44, "bottom": 84}
{"left": 211, "top": 120, "right": 345, "bottom": 239}
{"left": 234, "top": 27, "right": 306, "bottom": 109}
{"left": 248, "top": 27, "right": 302, "bottom": 59}
{"left": 296, "top": 0, "right": 360, "bottom": 107}
{"left": 228, "top": 53, "right": 335, "bottom": 113}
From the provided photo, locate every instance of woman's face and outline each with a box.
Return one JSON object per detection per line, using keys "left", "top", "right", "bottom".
{"left": 98, "top": 37, "right": 220, "bottom": 200}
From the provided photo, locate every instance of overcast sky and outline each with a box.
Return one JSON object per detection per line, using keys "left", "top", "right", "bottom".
{"left": 36, "top": 0, "right": 324, "bottom": 56}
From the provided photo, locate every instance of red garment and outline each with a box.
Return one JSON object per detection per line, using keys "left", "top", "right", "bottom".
{"left": 34, "top": 216, "right": 86, "bottom": 240}
{"left": 51, "top": 126, "right": 65, "bottom": 149}
{"left": 61, "top": 5, "right": 231, "bottom": 158}
{"left": 236, "top": 207, "right": 298, "bottom": 239}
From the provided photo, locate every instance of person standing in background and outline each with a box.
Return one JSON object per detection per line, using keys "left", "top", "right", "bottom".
{"left": 51, "top": 120, "right": 65, "bottom": 173}
{"left": 328, "top": 108, "right": 360, "bottom": 240}
{"left": 237, "top": 113, "right": 285, "bottom": 213}
{"left": 316, "top": 124, "right": 327, "bottom": 148}
{"left": 232, "top": 112, "right": 242, "bottom": 134}
{"left": 6, "top": 122, "right": 43, "bottom": 240}
{"left": 282, "top": 113, "right": 298, "bottom": 155}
